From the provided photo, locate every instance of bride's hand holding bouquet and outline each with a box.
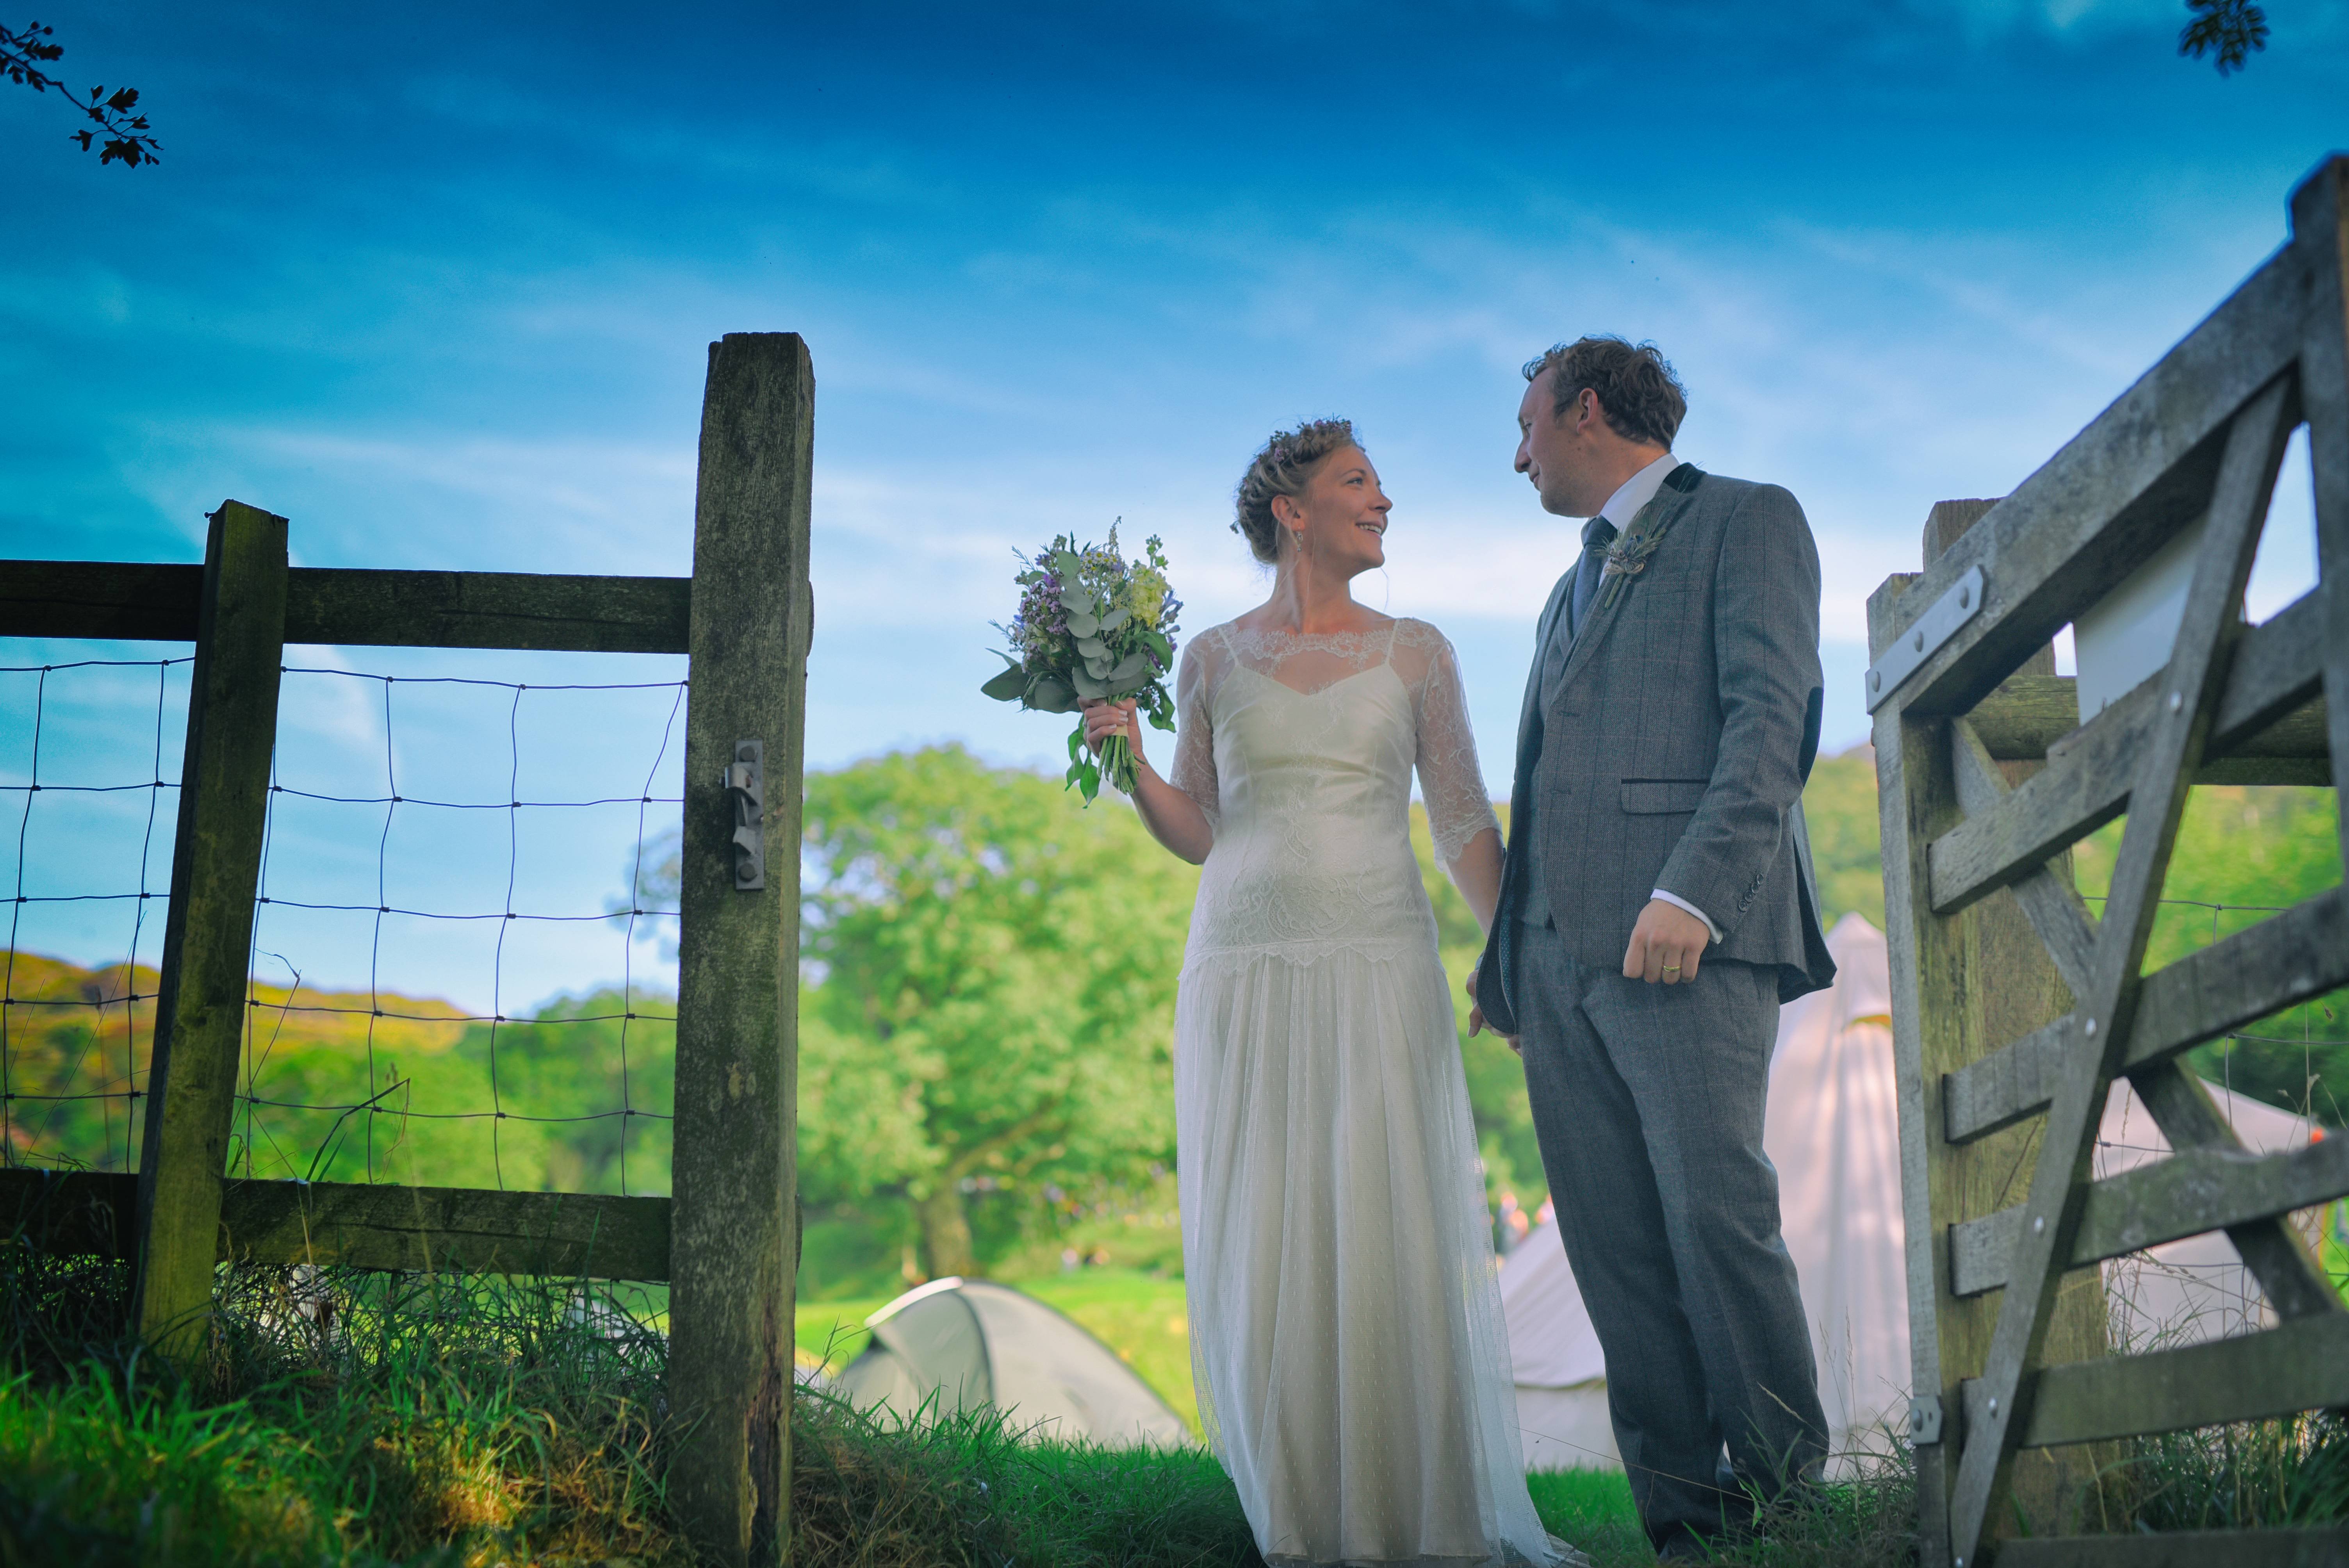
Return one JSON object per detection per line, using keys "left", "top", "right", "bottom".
{"left": 978, "top": 525, "right": 1182, "bottom": 805}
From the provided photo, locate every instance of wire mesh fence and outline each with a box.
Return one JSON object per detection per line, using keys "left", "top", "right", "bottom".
{"left": 3, "top": 650, "right": 690, "bottom": 1199}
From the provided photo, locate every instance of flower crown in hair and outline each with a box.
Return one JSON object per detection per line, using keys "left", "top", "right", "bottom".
{"left": 1269, "top": 442, "right": 1294, "bottom": 466}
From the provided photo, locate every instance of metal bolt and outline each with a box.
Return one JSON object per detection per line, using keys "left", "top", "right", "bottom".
{"left": 2033, "top": 1215, "right": 2045, "bottom": 1235}
{"left": 1870, "top": 669, "right": 1882, "bottom": 692}
{"left": 1959, "top": 585, "right": 1971, "bottom": 608}
{"left": 2169, "top": 691, "right": 2183, "bottom": 713}
{"left": 2085, "top": 1017, "right": 2098, "bottom": 1037}
{"left": 1913, "top": 629, "right": 1925, "bottom": 651}
{"left": 1989, "top": 1395, "right": 1999, "bottom": 1415}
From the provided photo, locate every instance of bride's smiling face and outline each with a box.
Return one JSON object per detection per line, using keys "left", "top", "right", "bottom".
{"left": 1272, "top": 446, "right": 1392, "bottom": 575}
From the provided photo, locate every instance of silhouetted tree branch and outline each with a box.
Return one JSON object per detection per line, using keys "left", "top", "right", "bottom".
{"left": 2180, "top": 0, "right": 2269, "bottom": 74}
{"left": 3, "top": 19, "right": 160, "bottom": 166}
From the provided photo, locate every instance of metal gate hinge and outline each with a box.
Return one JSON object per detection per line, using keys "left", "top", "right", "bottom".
{"left": 1908, "top": 1393, "right": 1944, "bottom": 1446}
{"left": 722, "top": 739, "right": 765, "bottom": 891}
{"left": 1865, "top": 564, "right": 1985, "bottom": 713}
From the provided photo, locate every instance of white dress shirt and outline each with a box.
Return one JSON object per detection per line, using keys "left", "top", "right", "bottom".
{"left": 1593, "top": 452, "right": 1725, "bottom": 947}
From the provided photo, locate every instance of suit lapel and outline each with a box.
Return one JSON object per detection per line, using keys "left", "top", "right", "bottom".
{"left": 1516, "top": 570, "right": 1574, "bottom": 770}
{"left": 1553, "top": 469, "right": 1704, "bottom": 696}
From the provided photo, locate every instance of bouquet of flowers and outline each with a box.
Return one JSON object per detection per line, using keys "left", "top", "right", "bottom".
{"left": 981, "top": 524, "right": 1182, "bottom": 804}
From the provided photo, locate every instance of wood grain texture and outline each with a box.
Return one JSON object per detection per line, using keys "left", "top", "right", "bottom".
{"left": 1944, "top": 719, "right": 2342, "bottom": 1323}
{"left": 1873, "top": 561, "right": 2108, "bottom": 1561}
{"left": 1998, "top": 1529, "right": 2349, "bottom": 1567}
{"left": 131, "top": 503, "right": 289, "bottom": 1368}
{"left": 665, "top": 334, "right": 814, "bottom": 1568}
{"left": 0, "top": 560, "right": 690, "bottom": 653}
{"left": 1876, "top": 236, "right": 2312, "bottom": 722}
{"left": 285, "top": 568, "right": 690, "bottom": 652}
{"left": 1942, "top": 887, "right": 2349, "bottom": 1143}
{"left": 0, "top": 560, "right": 203, "bottom": 640}
{"left": 2292, "top": 159, "right": 2349, "bottom": 971}
{"left": 1948, "top": 1131, "right": 2349, "bottom": 1296}
{"left": 1943, "top": 376, "right": 2297, "bottom": 1566}
{"left": 1930, "top": 590, "right": 2328, "bottom": 914}
{"left": 0, "top": 1168, "right": 670, "bottom": 1279}
{"left": 1961, "top": 1312, "right": 2349, "bottom": 1450}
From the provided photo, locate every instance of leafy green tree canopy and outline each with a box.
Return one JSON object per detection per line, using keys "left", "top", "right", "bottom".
{"left": 795, "top": 746, "right": 1196, "bottom": 1278}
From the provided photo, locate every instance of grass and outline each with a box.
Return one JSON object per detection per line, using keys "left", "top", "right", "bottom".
{"left": 8, "top": 1235, "right": 2349, "bottom": 1566}
{"left": 0, "top": 1245, "right": 688, "bottom": 1566}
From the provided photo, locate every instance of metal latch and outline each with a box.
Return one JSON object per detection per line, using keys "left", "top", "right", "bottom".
{"left": 1865, "top": 564, "right": 1986, "bottom": 713}
{"left": 722, "top": 739, "right": 765, "bottom": 891}
{"left": 1908, "top": 1393, "right": 1944, "bottom": 1446}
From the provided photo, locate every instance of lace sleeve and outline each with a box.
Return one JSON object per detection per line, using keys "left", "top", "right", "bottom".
{"left": 1167, "top": 634, "right": 1221, "bottom": 830}
{"left": 1411, "top": 626, "right": 1501, "bottom": 865}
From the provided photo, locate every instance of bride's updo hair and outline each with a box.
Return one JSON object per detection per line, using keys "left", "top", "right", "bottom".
{"left": 1233, "top": 418, "right": 1360, "bottom": 565}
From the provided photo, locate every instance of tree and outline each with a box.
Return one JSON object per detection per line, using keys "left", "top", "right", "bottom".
{"left": 4, "top": 19, "right": 159, "bottom": 166}
{"left": 794, "top": 747, "right": 1195, "bottom": 1278}
{"left": 2179, "top": 0, "right": 2269, "bottom": 73}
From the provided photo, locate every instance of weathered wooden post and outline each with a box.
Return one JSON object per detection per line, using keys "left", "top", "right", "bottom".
{"left": 1874, "top": 155, "right": 2349, "bottom": 1567}
{"left": 1874, "top": 501, "right": 2109, "bottom": 1553}
{"left": 132, "top": 501, "right": 289, "bottom": 1366}
{"left": 667, "top": 333, "right": 815, "bottom": 1566}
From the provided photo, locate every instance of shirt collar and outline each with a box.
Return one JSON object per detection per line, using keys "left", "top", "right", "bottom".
{"left": 1595, "top": 449, "right": 1679, "bottom": 531}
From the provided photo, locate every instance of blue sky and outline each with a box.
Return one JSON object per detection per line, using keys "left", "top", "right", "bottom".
{"left": 4, "top": 0, "right": 2343, "bottom": 1010}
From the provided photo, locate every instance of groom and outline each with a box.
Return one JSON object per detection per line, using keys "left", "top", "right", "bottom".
{"left": 1472, "top": 336, "right": 1836, "bottom": 1559}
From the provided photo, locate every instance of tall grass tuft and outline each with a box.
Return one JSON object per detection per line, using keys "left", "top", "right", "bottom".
{"left": 0, "top": 1242, "right": 691, "bottom": 1564}
{"left": 791, "top": 1381, "right": 1258, "bottom": 1568}
{"left": 2083, "top": 1411, "right": 2349, "bottom": 1535}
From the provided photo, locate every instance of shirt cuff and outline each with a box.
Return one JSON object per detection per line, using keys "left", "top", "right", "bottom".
{"left": 1651, "top": 888, "right": 1722, "bottom": 946}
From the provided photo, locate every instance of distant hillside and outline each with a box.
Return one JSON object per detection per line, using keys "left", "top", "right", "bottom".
{"left": 0, "top": 953, "right": 673, "bottom": 1194}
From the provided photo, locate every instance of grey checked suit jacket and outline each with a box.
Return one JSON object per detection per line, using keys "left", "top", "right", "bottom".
{"left": 1473, "top": 464, "right": 1836, "bottom": 1033}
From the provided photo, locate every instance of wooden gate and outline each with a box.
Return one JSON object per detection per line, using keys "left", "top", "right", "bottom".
{"left": 1, "top": 333, "right": 813, "bottom": 1568}
{"left": 1870, "top": 156, "right": 2349, "bottom": 1565}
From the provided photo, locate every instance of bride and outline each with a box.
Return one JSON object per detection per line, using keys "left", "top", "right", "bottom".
{"left": 1082, "top": 420, "right": 1572, "bottom": 1567}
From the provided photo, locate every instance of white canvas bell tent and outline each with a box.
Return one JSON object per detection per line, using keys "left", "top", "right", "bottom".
{"left": 1497, "top": 911, "right": 2326, "bottom": 1474}
{"left": 830, "top": 1276, "right": 1192, "bottom": 1449}
{"left": 1500, "top": 911, "right": 1907, "bottom": 1472}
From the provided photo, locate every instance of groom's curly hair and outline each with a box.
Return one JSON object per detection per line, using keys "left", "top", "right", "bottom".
{"left": 1232, "top": 417, "right": 1361, "bottom": 565}
{"left": 1524, "top": 336, "right": 1687, "bottom": 449}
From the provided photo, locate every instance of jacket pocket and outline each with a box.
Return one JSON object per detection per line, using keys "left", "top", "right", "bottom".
{"left": 1620, "top": 777, "right": 1710, "bottom": 814}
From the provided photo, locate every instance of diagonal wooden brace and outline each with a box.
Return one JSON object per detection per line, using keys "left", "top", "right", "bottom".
{"left": 1947, "top": 724, "right": 2342, "bottom": 1326}
{"left": 1944, "top": 376, "right": 2297, "bottom": 1568}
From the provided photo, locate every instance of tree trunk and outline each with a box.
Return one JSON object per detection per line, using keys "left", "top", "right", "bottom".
{"left": 915, "top": 1182, "right": 976, "bottom": 1279}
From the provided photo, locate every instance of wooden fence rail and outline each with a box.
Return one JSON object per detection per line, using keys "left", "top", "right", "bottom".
{"left": 1871, "top": 155, "right": 2348, "bottom": 1566}
{"left": 0, "top": 331, "right": 812, "bottom": 1568}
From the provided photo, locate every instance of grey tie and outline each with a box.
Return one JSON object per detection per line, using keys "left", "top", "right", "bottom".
{"left": 1568, "top": 515, "right": 1618, "bottom": 640}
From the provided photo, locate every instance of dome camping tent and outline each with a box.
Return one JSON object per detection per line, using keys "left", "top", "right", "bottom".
{"left": 1496, "top": 911, "right": 2327, "bottom": 1474}
{"left": 830, "top": 1276, "right": 1192, "bottom": 1449}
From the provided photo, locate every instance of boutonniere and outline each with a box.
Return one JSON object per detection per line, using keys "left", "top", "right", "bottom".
{"left": 1596, "top": 506, "right": 1677, "bottom": 612}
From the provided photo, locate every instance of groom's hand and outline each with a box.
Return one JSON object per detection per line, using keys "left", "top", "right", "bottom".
{"left": 1465, "top": 967, "right": 1520, "bottom": 1054}
{"left": 1624, "top": 898, "right": 1709, "bottom": 985}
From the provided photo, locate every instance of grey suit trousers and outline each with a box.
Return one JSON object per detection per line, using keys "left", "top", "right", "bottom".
{"left": 1514, "top": 919, "right": 1826, "bottom": 1550}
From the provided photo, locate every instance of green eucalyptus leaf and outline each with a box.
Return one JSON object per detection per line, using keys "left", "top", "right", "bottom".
{"left": 980, "top": 666, "right": 1029, "bottom": 702}
{"left": 1074, "top": 635, "right": 1108, "bottom": 659}
{"left": 1063, "top": 612, "right": 1099, "bottom": 637}
{"left": 1105, "top": 650, "right": 1154, "bottom": 688}
{"left": 1027, "top": 675, "right": 1078, "bottom": 712}
{"left": 1070, "top": 665, "right": 1110, "bottom": 700}
{"left": 1097, "top": 606, "right": 1130, "bottom": 632}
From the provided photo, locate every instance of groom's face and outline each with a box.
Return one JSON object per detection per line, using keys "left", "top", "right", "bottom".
{"left": 1515, "top": 371, "right": 1592, "bottom": 519}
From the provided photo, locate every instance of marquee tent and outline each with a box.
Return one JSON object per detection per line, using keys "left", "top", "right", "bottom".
{"left": 831, "top": 1276, "right": 1192, "bottom": 1448}
{"left": 1499, "top": 911, "right": 2327, "bottom": 1473}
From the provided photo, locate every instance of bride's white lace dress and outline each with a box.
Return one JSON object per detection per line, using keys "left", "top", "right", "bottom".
{"left": 1168, "top": 617, "right": 1558, "bottom": 1567}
